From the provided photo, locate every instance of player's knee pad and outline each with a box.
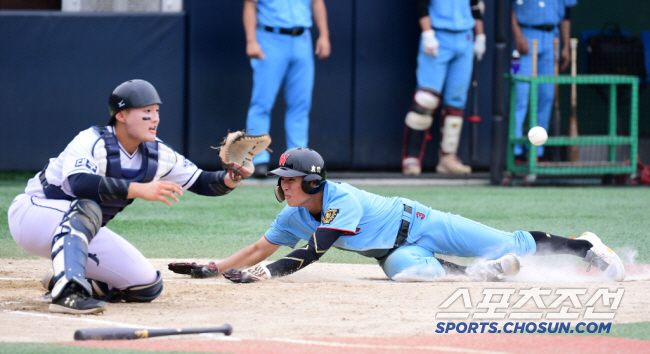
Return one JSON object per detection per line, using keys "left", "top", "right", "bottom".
{"left": 405, "top": 112, "right": 433, "bottom": 131}
{"left": 117, "top": 271, "right": 163, "bottom": 303}
{"left": 440, "top": 108, "right": 464, "bottom": 154}
{"left": 412, "top": 88, "right": 440, "bottom": 116}
{"left": 49, "top": 199, "right": 102, "bottom": 299}
{"left": 404, "top": 88, "right": 439, "bottom": 131}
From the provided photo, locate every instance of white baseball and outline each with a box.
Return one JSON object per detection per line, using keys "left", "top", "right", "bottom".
{"left": 528, "top": 126, "right": 548, "bottom": 146}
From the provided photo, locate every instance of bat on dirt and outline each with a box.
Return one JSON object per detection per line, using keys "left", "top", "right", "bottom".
{"left": 74, "top": 324, "right": 233, "bottom": 341}
{"left": 569, "top": 38, "right": 579, "bottom": 162}
{"left": 552, "top": 38, "right": 561, "bottom": 161}
{"left": 468, "top": 58, "right": 481, "bottom": 163}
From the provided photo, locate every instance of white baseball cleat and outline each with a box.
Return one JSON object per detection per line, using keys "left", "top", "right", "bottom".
{"left": 436, "top": 153, "right": 471, "bottom": 174}
{"left": 467, "top": 253, "right": 521, "bottom": 281}
{"left": 402, "top": 157, "right": 422, "bottom": 175}
{"left": 578, "top": 232, "right": 626, "bottom": 281}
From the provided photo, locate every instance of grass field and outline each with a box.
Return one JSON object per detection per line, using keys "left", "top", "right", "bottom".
{"left": 2, "top": 176, "right": 649, "bottom": 263}
{"left": 1, "top": 174, "right": 649, "bottom": 352}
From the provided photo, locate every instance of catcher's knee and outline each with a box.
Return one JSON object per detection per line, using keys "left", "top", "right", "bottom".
{"left": 118, "top": 271, "right": 163, "bottom": 302}
{"left": 63, "top": 199, "right": 102, "bottom": 243}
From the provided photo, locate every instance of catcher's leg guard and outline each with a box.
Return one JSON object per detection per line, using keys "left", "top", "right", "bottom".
{"left": 402, "top": 88, "right": 439, "bottom": 175}
{"left": 437, "top": 107, "right": 471, "bottom": 174}
{"left": 116, "top": 271, "right": 163, "bottom": 302}
{"left": 50, "top": 199, "right": 102, "bottom": 300}
{"left": 94, "top": 271, "right": 163, "bottom": 303}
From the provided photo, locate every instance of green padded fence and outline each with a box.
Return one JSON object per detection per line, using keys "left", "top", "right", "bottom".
{"left": 507, "top": 74, "right": 639, "bottom": 175}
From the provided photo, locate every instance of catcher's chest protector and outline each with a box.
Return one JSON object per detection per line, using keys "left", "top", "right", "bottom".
{"left": 91, "top": 126, "right": 175, "bottom": 223}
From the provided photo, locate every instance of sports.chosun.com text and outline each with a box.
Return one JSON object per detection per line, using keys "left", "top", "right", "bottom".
{"left": 435, "top": 322, "right": 612, "bottom": 334}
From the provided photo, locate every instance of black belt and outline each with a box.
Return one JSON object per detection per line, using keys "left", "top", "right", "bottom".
{"left": 374, "top": 204, "right": 413, "bottom": 261}
{"left": 263, "top": 26, "right": 305, "bottom": 36}
{"left": 519, "top": 23, "right": 557, "bottom": 32}
{"left": 433, "top": 27, "right": 470, "bottom": 34}
{"left": 393, "top": 204, "right": 412, "bottom": 248}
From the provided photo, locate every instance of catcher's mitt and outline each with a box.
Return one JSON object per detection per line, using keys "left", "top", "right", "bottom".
{"left": 212, "top": 130, "right": 272, "bottom": 181}
{"left": 168, "top": 262, "right": 219, "bottom": 278}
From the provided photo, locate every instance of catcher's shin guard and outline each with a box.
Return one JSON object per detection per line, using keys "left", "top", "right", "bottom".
{"left": 437, "top": 107, "right": 471, "bottom": 174}
{"left": 439, "top": 107, "right": 464, "bottom": 154}
{"left": 402, "top": 89, "right": 439, "bottom": 175}
{"left": 50, "top": 199, "right": 102, "bottom": 300}
{"left": 117, "top": 271, "right": 163, "bottom": 302}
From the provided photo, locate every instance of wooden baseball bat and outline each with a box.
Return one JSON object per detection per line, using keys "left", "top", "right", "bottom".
{"left": 569, "top": 38, "right": 579, "bottom": 162}
{"left": 74, "top": 324, "right": 233, "bottom": 341}
{"left": 552, "top": 38, "right": 561, "bottom": 161}
{"left": 531, "top": 39, "right": 538, "bottom": 78}
{"left": 469, "top": 58, "right": 481, "bottom": 163}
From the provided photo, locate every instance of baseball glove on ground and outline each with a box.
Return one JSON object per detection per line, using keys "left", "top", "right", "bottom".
{"left": 212, "top": 130, "right": 272, "bottom": 181}
{"left": 168, "top": 262, "right": 219, "bottom": 278}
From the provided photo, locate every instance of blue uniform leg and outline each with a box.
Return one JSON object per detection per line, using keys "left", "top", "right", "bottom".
{"left": 283, "top": 31, "right": 314, "bottom": 150}
{"left": 409, "top": 203, "right": 537, "bottom": 260}
{"left": 441, "top": 30, "right": 474, "bottom": 109}
{"left": 416, "top": 33, "right": 452, "bottom": 92}
{"left": 514, "top": 28, "right": 557, "bottom": 157}
{"left": 535, "top": 31, "right": 556, "bottom": 156}
{"left": 379, "top": 244, "right": 446, "bottom": 280}
{"left": 247, "top": 29, "right": 291, "bottom": 164}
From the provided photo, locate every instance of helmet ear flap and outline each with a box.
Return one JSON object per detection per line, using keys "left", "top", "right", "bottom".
{"left": 302, "top": 174, "right": 324, "bottom": 194}
{"left": 274, "top": 178, "right": 285, "bottom": 202}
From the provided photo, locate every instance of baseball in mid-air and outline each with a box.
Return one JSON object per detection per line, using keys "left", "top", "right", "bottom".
{"left": 528, "top": 126, "right": 548, "bottom": 146}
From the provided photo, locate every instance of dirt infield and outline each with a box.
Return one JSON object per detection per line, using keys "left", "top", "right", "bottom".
{"left": 2, "top": 258, "right": 650, "bottom": 352}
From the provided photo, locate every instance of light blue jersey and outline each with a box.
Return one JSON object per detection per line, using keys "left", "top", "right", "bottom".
{"left": 265, "top": 181, "right": 537, "bottom": 280}
{"left": 513, "top": 0, "right": 577, "bottom": 26}
{"left": 429, "top": 0, "right": 475, "bottom": 32}
{"left": 265, "top": 182, "right": 404, "bottom": 252}
{"left": 255, "top": 0, "right": 313, "bottom": 28}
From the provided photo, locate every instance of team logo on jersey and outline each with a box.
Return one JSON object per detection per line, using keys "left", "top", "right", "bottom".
{"left": 75, "top": 158, "right": 98, "bottom": 173}
{"left": 279, "top": 153, "right": 290, "bottom": 166}
{"left": 182, "top": 158, "right": 195, "bottom": 168}
{"left": 322, "top": 208, "right": 339, "bottom": 224}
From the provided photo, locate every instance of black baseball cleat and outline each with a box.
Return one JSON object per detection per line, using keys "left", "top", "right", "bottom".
{"left": 49, "top": 283, "right": 107, "bottom": 315}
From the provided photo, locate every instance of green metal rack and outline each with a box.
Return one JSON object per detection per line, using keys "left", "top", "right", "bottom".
{"left": 507, "top": 74, "right": 639, "bottom": 175}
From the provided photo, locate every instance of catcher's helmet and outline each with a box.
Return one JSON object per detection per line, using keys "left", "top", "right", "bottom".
{"left": 268, "top": 148, "right": 327, "bottom": 202}
{"left": 108, "top": 79, "right": 162, "bottom": 124}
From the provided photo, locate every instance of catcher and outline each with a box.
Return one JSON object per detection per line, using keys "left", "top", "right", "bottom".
{"left": 170, "top": 147, "right": 626, "bottom": 283}
{"left": 8, "top": 79, "right": 270, "bottom": 315}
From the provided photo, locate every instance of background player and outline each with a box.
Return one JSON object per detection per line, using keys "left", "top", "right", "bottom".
{"left": 243, "top": 0, "right": 331, "bottom": 177}
{"left": 170, "top": 148, "right": 625, "bottom": 283}
{"left": 511, "top": 0, "right": 577, "bottom": 161}
{"left": 402, "top": 0, "right": 486, "bottom": 175}
{"left": 7, "top": 79, "right": 266, "bottom": 314}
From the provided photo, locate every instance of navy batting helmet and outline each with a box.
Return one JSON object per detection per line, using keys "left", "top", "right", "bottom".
{"left": 108, "top": 79, "right": 162, "bottom": 125}
{"left": 268, "top": 148, "right": 327, "bottom": 202}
